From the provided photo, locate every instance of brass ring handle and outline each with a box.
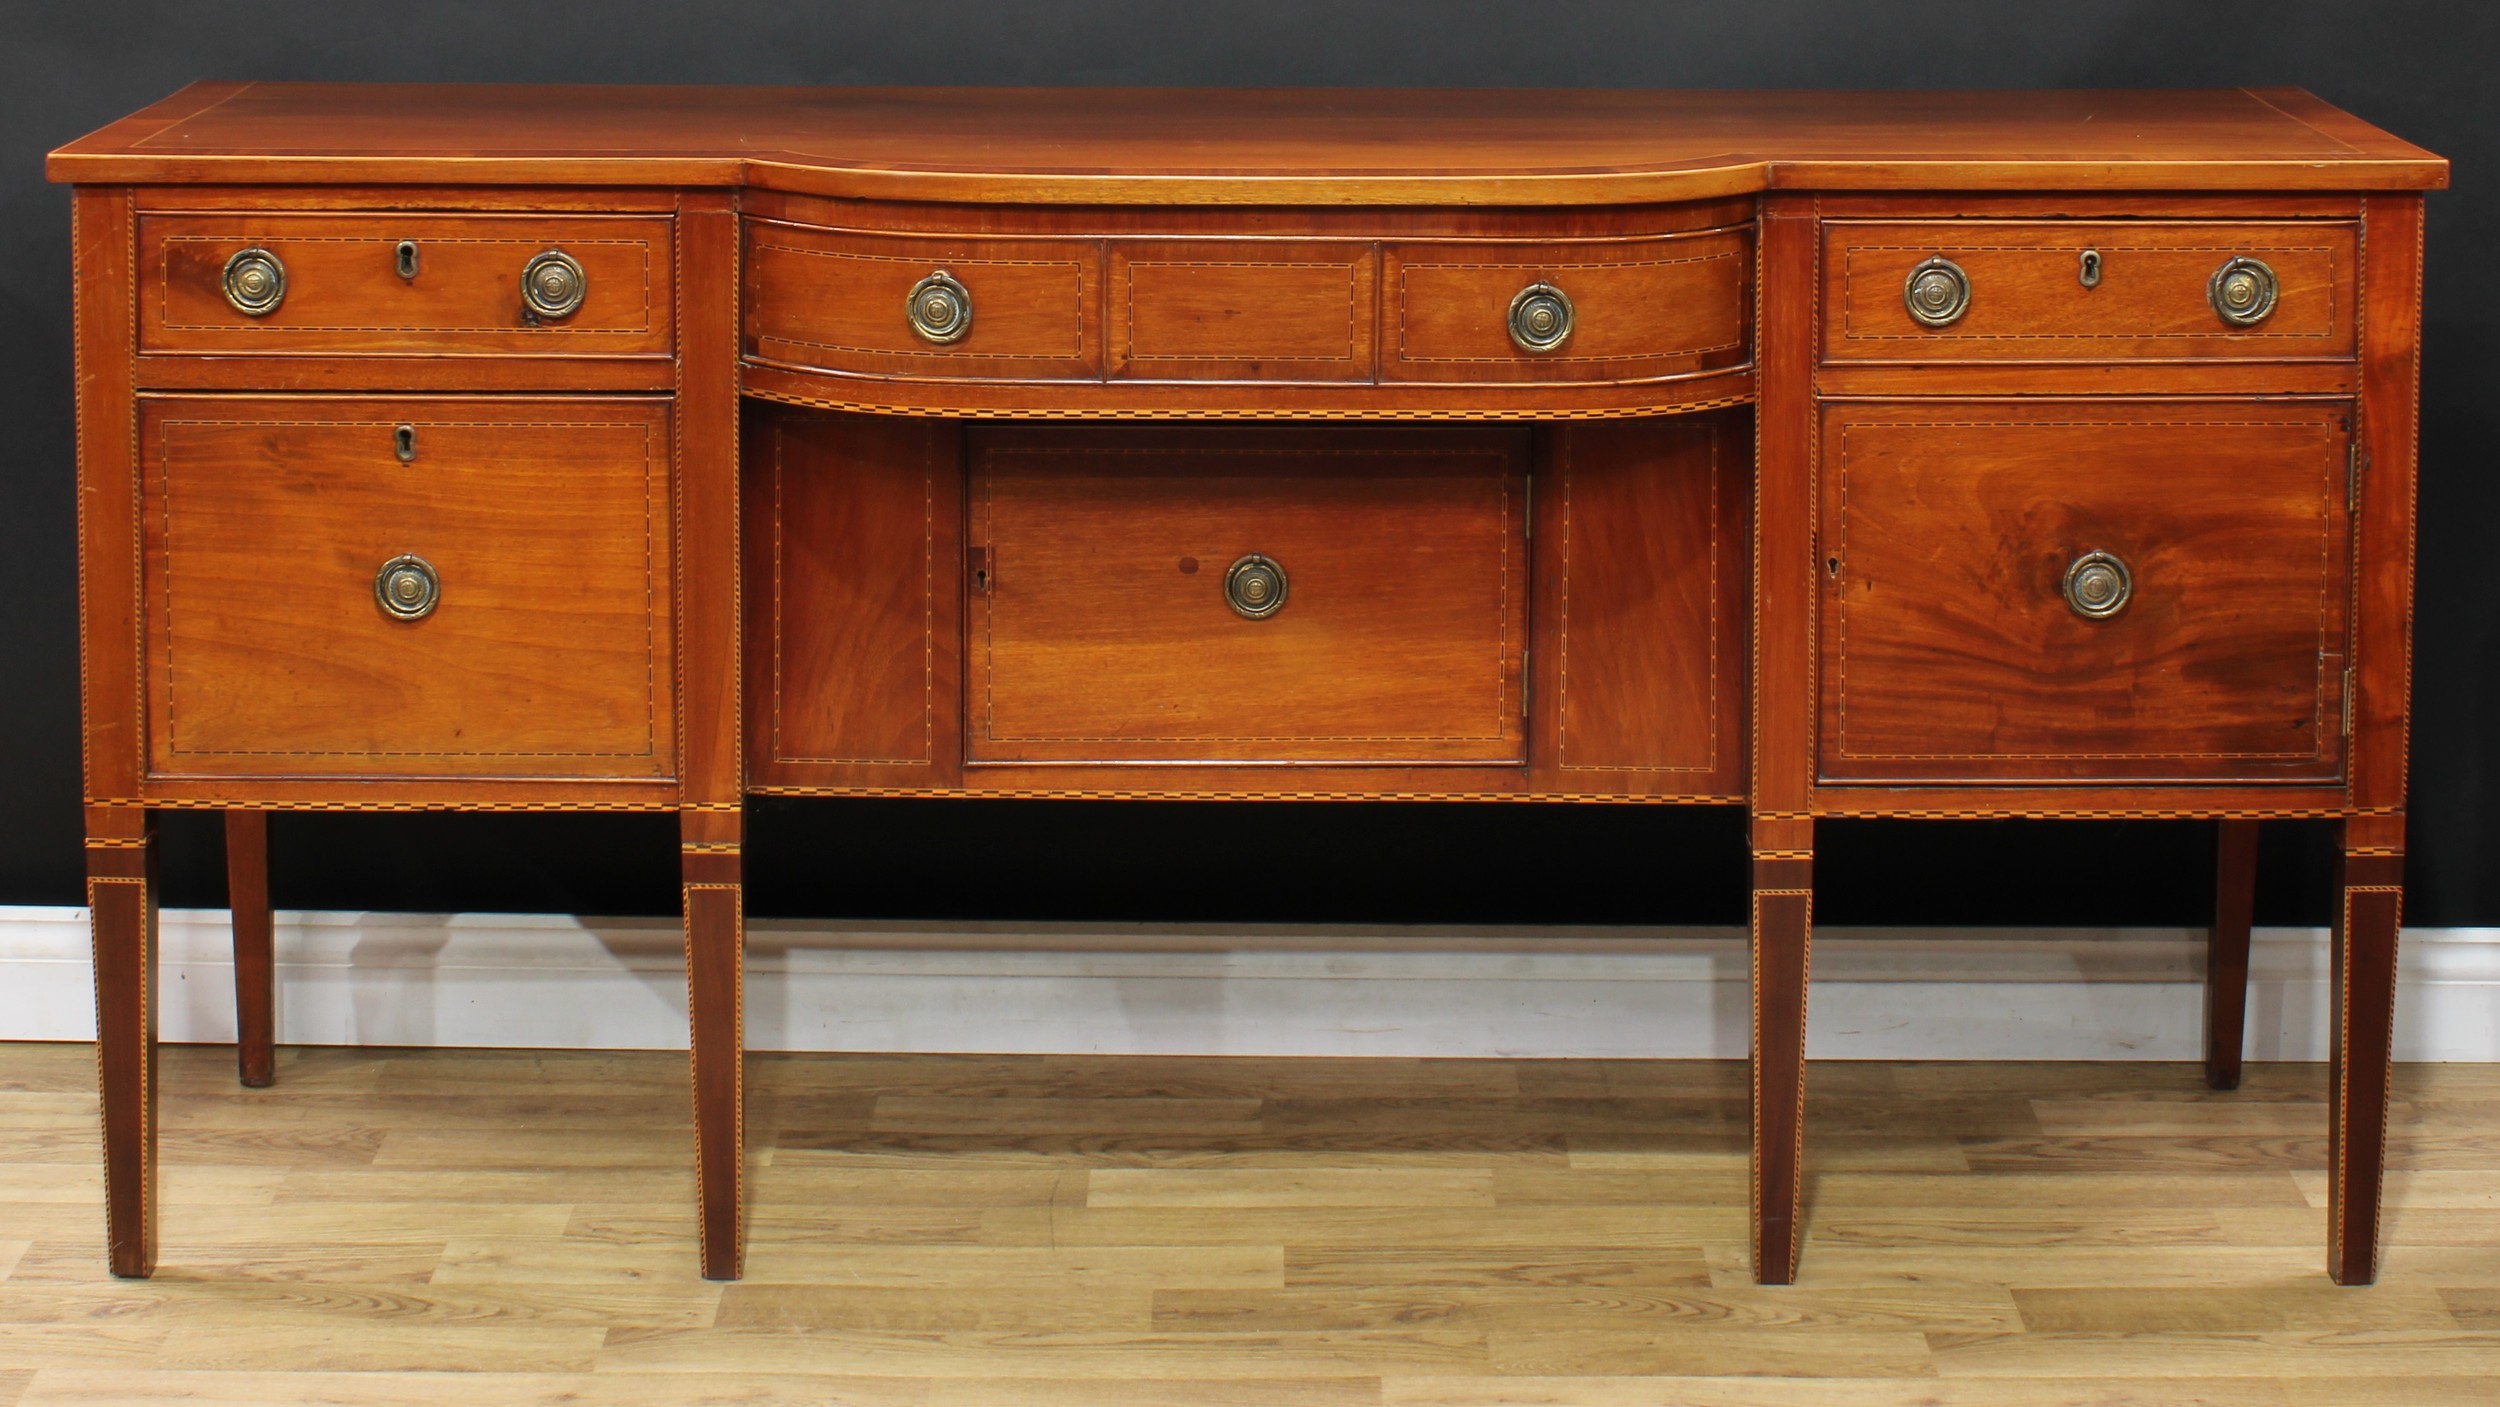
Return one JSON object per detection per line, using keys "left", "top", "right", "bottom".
{"left": 1224, "top": 554, "right": 1288, "bottom": 620}
{"left": 906, "top": 271, "right": 973, "bottom": 344}
{"left": 2062, "top": 550, "right": 2131, "bottom": 619}
{"left": 1903, "top": 256, "right": 1971, "bottom": 328}
{"left": 2209, "top": 256, "right": 2278, "bottom": 327}
{"left": 375, "top": 554, "right": 441, "bottom": 622}
{"left": 1507, "top": 282, "right": 1575, "bottom": 353}
{"left": 222, "top": 248, "right": 286, "bottom": 317}
{"left": 521, "top": 250, "right": 587, "bottom": 320}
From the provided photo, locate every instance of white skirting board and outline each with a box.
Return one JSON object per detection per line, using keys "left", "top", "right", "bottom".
{"left": 2, "top": 906, "right": 2495, "bottom": 1061}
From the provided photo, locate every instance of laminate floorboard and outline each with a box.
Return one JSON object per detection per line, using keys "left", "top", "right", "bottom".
{"left": 1, "top": 1044, "right": 2494, "bottom": 1404}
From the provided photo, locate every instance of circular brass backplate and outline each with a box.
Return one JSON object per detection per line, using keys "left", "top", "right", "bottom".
{"left": 1224, "top": 554, "right": 1288, "bottom": 620}
{"left": 221, "top": 248, "right": 286, "bottom": 317}
{"left": 2061, "top": 550, "right": 2132, "bottom": 620}
{"left": 521, "top": 249, "right": 587, "bottom": 319}
{"left": 375, "top": 554, "right": 441, "bottom": 622}
{"left": 1903, "top": 255, "right": 1971, "bottom": 328}
{"left": 906, "top": 270, "right": 974, "bottom": 344}
{"left": 2209, "top": 256, "right": 2278, "bottom": 327}
{"left": 1507, "top": 282, "right": 1575, "bottom": 353}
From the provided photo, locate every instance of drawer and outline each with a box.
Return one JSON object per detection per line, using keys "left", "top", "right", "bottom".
{"left": 1383, "top": 229, "right": 1750, "bottom": 383}
{"left": 1822, "top": 220, "right": 2357, "bottom": 363}
{"left": 139, "top": 396, "right": 674, "bottom": 780}
{"left": 138, "top": 212, "right": 673, "bottom": 356}
{"left": 745, "top": 222, "right": 1100, "bottom": 380}
{"left": 1818, "top": 401, "right": 2352, "bottom": 785}
{"left": 1108, "top": 240, "right": 1375, "bottom": 382}
{"left": 967, "top": 426, "right": 1528, "bottom": 764}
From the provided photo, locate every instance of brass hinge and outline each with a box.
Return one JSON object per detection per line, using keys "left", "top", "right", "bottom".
{"left": 1521, "top": 648, "right": 1532, "bottom": 717}
{"left": 2343, "top": 665, "right": 2356, "bottom": 738}
{"left": 2349, "top": 442, "right": 2367, "bottom": 513}
{"left": 1522, "top": 475, "right": 1534, "bottom": 541}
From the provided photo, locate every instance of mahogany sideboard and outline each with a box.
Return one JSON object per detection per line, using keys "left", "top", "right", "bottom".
{"left": 49, "top": 84, "right": 2446, "bottom": 1286}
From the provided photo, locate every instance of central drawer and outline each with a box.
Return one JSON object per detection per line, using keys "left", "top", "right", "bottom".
{"left": 967, "top": 426, "right": 1529, "bottom": 765}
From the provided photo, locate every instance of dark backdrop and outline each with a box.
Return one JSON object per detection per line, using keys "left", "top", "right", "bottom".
{"left": 3, "top": 3, "right": 2491, "bottom": 928}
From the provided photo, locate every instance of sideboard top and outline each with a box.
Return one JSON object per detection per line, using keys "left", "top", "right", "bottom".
{"left": 49, "top": 84, "right": 2445, "bottom": 203}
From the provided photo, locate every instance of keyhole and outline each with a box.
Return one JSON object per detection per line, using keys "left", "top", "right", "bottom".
{"left": 1826, "top": 556, "right": 1841, "bottom": 580}
{"left": 394, "top": 424, "right": 416, "bottom": 463}
{"left": 2079, "top": 249, "right": 2102, "bottom": 289}
{"left": 396, "top": 240, "right": 419, "bottom": 280}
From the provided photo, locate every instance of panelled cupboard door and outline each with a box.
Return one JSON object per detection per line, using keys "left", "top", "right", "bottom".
{"left": 966, "top": 425, "right": 1530, "bottom": 765}
{"left": 138, "top": 396, "right": 676, "bottom": 780}
{"left": 1817, "top": 400, "right": 2353, "bottom": 785}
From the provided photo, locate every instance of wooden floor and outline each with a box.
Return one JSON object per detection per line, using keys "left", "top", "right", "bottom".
{"left": 1, "top": 1044, "right": 2496, "bottom": 1404}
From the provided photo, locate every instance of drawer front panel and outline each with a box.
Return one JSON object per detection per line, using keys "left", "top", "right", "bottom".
{"left": 1384, "top": 229, "right": 1750, "bottom": 384}
{"left": 139, "top": 212, "right": 674, "bottom": 356}
{"left": 1819, "top": 401, "right": 2351, "bottom": 784}
{"left": 1109, "top": 240, "right": 1376, "bottom": 382}
{"left": 140, "top": 396, "right": 674, "bottom": 779}
{"left": 969, "top": 427, "right": 1528, "bottom": 764}
{"left": 745, "top": 222, "right": 1100, "bottom": 380}
{"left": 1823, "top": 220, "right": 2357, "bottom": 363}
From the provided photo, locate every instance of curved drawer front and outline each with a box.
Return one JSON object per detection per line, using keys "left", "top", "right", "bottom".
{"left": 139, "top": 212, "right": 673, "bottom": 356}
{"left": 967, "top": 426, "right": 1529, "bottom": 765}
{"left": 1823, "top": 220, "right": 2357, "bottom": 363}
{"left": 1817, "top": 400, "right": 2352, "bottom": 785}
{"left": 1108, "top": 240, "right": 1376, "bottom": 383}
{"left": 745, "top": 221, "right": 1101, "bottom": 381}
{"left": 139, "top": 396, "right": 675, "bottom": 781}
{"left": 1384, "top": 229, "right": 1751, "bottom": 384}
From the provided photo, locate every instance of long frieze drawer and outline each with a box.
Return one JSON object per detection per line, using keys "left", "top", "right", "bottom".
{"left": 139, "top": 396, "right": 675, "bottom": 780}
{"left": 745, "top": 222, "right": 1101, "bottom": 380}
{"left": 1822, "top": 220, "right": 2357, "bottom": 362}
{"left": 1108, "top": 240, "right": 1376, "bottom": 382}
{"left": 967, "top": 426, "right": 1529, "bottom": 765}
{"left": 138, "top": 212, "right": 674, "bottom": 356}
{"left": 1817, "top": 401, "right": 2352, "bottom": 785}
{"left": 1383, "top": 229, "right": 1751, "bottom": 383}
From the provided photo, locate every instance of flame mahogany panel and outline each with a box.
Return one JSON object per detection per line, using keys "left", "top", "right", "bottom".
{"left": 1817, "top": 400, "right": 2353, "bottom": 785}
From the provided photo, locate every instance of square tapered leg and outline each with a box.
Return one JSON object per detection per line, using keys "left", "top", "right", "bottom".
{"left": 89, "top": 811, "right": 160, "bottom": 1278}
{"left": 2328, "top": 827, "right": 2403, "bottom": 1285}
{"left": 1750, "top": 831, "right": 1813, "bottom": 1285}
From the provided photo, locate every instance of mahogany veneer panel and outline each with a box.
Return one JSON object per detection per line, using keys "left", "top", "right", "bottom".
{"left": 1539, "top": 415, "right": 1739, "bottom": 784}
{"left": 139, "top": 396, "right": 675, "bottom": 780}
{"left": 967, "top": 426, "right": 1529, "bottom": 765}
{"left": 748, "top": 408, "right": 964, "bottom": 793}
{"left": 139, "top": 211, "right": 673, "bottom": 357}
{"left": 1817, "top": 400, "right": 2353, "bottom": 785}
{"left": 1823, "top": 219, "right": 2357, "bottom": 364}
{"left": 1108, "top": 240, "right": 1377, "bottom": 383}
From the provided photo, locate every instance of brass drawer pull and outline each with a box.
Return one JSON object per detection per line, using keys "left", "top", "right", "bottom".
{"left": 1507, "top": 282, "right": 1575, "bottom": 353}
{"left": 2062, "top": 550, "right": 2132, "bottom": 619}
{"left": 374, "top": 554, "right": 441, "bottom": 622}
{"left": 906, "top": 270, "right": 973, "bottom": 344}
{"left": 1224, "top": 553, "right": 1287, "bottom": 619}
{"left": 521, "top": 249, "right": 587, "bottom": 320}
{"left": 221, "top": 248, "right": 286, "bottom": 316}
{"left": 1903, "top": 256, "right": 1971, "bottom": 328}
{"left": 2209, "top": 256, "right": 2278, "bottom": 327}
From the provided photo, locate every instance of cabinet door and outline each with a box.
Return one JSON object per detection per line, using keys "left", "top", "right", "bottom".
{"left": 1818, "top": 400, "right": 2352, "bottom": 784}
{"left": 140, "top": 396, "right": 675, "bottom": 780}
